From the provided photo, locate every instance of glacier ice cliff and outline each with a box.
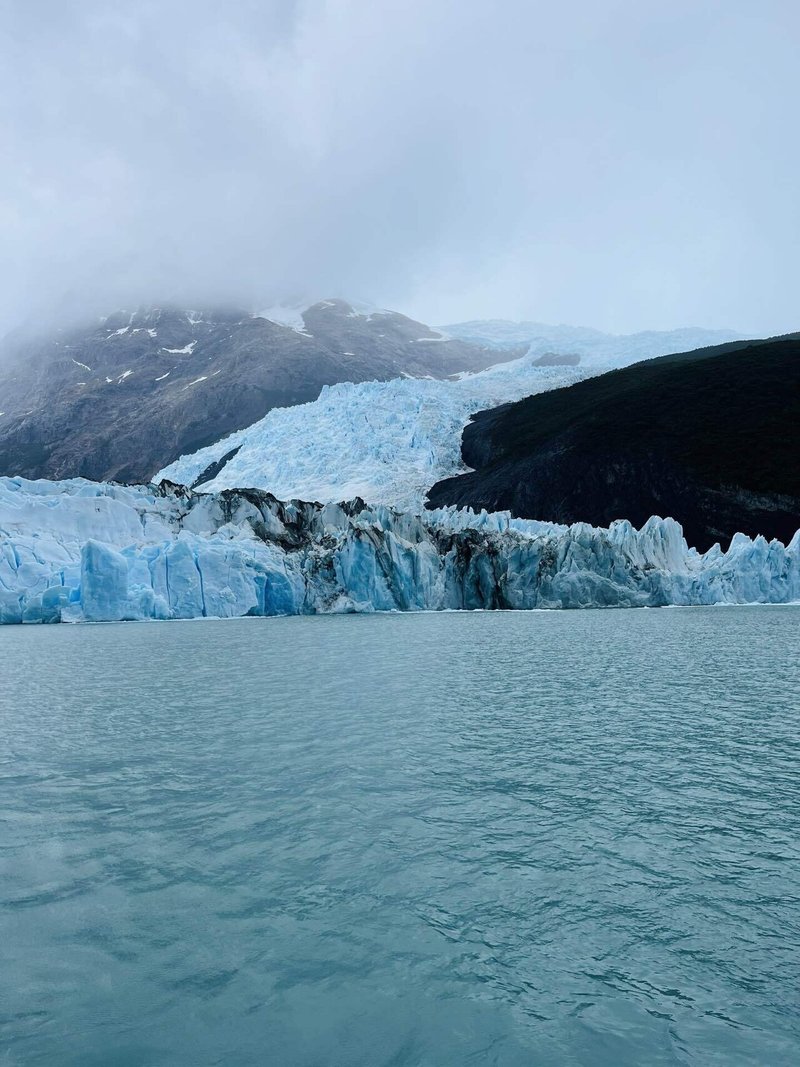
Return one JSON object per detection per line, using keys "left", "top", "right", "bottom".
{"left": 0, "top": 477, "right": 798, "bottom": 624}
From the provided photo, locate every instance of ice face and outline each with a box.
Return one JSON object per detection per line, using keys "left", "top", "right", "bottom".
{"left": 0, "top": 477, "right": 797, "bottom": 624}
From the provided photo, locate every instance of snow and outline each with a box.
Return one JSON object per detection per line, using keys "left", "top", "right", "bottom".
{"left": 256, "top": 303, "right": 311, "bottom": 335}
{"left": 117, "top": 370, "right": 133, "bottom": 383}
{"left": 109, "top": 327, "right": 129, "bottom": 337}
{"left": 155, "top": 350, "right": 595, "bottom": 507}
{"left": 71, "top": 359, "right": 92, "bottom": 372}
{"left": 0, "top": 477, "right": 797, "bottom": 624}
{"left": 154, "top": 372, "right": 170, "bottom": 382}
{"left": 442, "top": 321, "right": 747, "bottom": 367}
{"left": 184, "top": 375, "right": 208, "bottom": 388}
{"left": 162, "top": 341, "right": 197, "bottom": 355}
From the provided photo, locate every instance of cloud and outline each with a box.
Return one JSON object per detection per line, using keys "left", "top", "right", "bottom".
{"left": 0, "top": 0, "right": 798, "bottom": 334}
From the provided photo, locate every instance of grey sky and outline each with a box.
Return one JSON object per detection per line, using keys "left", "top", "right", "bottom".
{"left": 1, "top": 0, "right": 798, "bottom": 334}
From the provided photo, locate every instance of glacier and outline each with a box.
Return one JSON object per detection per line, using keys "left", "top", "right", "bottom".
{"left": 154, "top": 354, "right": 592, "bottom": 505}
{"left": 153, "top": 325, "right": 749, "bottom": 508}
{"left": 1, "top": 477, "right": 797, "bottom": 625}
{"left": 442, "top": 320, "right": 746, "bottom": 361}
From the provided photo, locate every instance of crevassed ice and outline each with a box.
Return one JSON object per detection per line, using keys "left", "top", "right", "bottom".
{"left": 0, "top": 476, "right": 797, "bottom": 625}
{"left": 154, "top": 353, "right": 594, "bottom": 506}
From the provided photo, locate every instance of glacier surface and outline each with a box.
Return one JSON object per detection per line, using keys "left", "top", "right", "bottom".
{"left": 155, "top": 324, "right": 748, "bottom": 507}
{"left": 442, "top": 320, "right": 746, "bottom": 361}
{"left": 154, "top": 354, "right": 592, "bottom": 505}
{"left": 1, "top": 477, "right": 797, "bottom": 625}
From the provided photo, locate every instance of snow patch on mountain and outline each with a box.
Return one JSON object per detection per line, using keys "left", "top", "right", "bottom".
{"left": 162, "top": 341, "right": 197, "bottom": 355}
{"left": 256, "top": 303, "right": 311, "bottom": 334}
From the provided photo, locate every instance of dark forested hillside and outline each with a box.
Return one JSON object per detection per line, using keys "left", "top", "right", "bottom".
{"left": 427, "top": 337, "right": 800, "bottom": 550}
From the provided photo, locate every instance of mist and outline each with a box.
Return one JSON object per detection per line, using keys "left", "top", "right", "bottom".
{"left": 1, "top": 0, "right": 798, "bottom": 336}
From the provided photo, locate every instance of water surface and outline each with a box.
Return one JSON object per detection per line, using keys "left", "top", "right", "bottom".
{"left": 2, "top": 608, "right": 799, "bottom": 1065}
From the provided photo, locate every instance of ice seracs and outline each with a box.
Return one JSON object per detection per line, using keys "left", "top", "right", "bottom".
{"left": 154, "top": 353, "right": 593, "bottom": 507}
{"left": 154, "top": 320, "right": 750, "bottom": 509}
{"left": 0, "top": 477, "right": 797, "bottom": 624}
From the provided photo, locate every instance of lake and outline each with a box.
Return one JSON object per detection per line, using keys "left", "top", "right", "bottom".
{"left": 1, "top": 608, "right": 799, "bottom": 1065}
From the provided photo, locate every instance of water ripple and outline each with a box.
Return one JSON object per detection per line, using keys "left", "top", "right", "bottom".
{"left": 1, "top": 607, "right": 798, "bottom": 1065}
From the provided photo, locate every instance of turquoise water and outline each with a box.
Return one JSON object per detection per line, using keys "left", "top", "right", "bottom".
{"left": 1, "top": 608, "right": 799, "bottom": 1066}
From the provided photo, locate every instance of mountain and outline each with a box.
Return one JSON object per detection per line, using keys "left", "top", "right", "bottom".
{"left": 444, "top": 319, "right": 744, "bottom": 365}
{"left": 427, "top": 336, "right": 800, "bottom": 550}
{"left": 155, "top": 327, "right": 761, "bottom": 512}
{"left": 0, "top": 299, "right": 516, "bottom": 483}
{"left": 1, "top": 476, "right": 797, "bottom": 624}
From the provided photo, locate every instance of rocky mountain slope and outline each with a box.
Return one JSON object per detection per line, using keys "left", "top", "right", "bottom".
{"left": 427, "top": 336, "right": 800, "bottom": 550}
{"left": 0, "top": 300, "right": 513, "bottom": 483}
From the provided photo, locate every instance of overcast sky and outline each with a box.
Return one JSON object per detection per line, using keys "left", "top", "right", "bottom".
{"left": 1, "top": 0, "right": 798, "bottom": 335}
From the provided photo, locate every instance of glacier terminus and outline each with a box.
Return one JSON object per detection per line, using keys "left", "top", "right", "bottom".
{"left": 0, "top": 477, "right": 797, "bottom": 625}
